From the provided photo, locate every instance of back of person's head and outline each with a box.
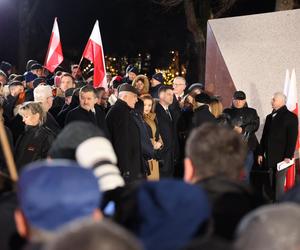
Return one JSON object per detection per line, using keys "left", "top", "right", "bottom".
{"left": 235, "top": 203, "right": 300, "bottom": 250}
{"left": 15, "top": 160, "right": 102, "bottom": 241}
{"left": 116, "top": 179, "right": 211, "bottom": 250}
{"left": 209, "top": 97, "right": 223, "bottom": 118}
{"left": 44, "top": 219, "right": 142, "bottom": 250}
{"left": 48, "top": 122, "right": 104, "bottom": 160}
{"left": 185, "top": 123, "right": 247, "bottom": 182}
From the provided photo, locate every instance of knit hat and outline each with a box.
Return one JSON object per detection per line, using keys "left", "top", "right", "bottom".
{"left": 17, "top": 160, "right": 101, "bottom": 231}
{"left": 123, "top": 180, "right": 211, "bottom": 250}
{"left": 152, "top": 73, "right": 164, "bottom": 84}
{"left": 76, "top": 137, "right": 125, "bottom": 192}
{"left": 48, "top": 121, "right": 104, "bottom": 160}
{"left": 25, "top": 72, "right": 37, "bottom": 83}
{"left": 33, "top": 77, "right": 47, "bottom": 88}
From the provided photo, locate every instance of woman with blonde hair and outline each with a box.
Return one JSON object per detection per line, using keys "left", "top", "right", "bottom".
{"left": 140, "top": 94, "right": 163, "bottom": 180}
{"left": 209, "top": 96, "right": 223, "bottom": 118}
{"left": 15, "top": 102, "right": 56, "bottom": 170}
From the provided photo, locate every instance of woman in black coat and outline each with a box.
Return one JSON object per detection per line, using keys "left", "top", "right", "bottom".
{"left": 15, "top": 102, "right": 56, "bottom": 170}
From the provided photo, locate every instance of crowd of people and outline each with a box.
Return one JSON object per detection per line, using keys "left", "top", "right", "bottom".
{"left": 0, "top": 59, "right": 300, "bottom": 250}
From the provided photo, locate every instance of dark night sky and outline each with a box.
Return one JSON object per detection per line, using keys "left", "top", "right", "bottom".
{"left": 0, "top": 0, "right": 275, "bottom": 69}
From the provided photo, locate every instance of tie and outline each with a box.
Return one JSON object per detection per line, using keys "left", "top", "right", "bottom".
{"left": 166, "top": 109, "right": 172, "bottom": 121}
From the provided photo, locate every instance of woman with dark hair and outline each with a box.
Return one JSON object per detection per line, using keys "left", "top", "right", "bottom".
{"left": 15, "top": 102, "right": 56, "bottom": 170}
{"left": 132, "top": 75, "right": 150, "bottom": 95}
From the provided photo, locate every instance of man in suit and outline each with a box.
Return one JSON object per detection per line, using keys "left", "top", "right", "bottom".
{"left": 65, "top": 85, "right": 109, "bottom": 137}
{"left": 106, "top": 84, "right": 145, "bottom": 183}
{"left": 258, "top": 92, "right": 298, "bottom": 201}
{"left": 155, "top": 85, "right": 178, "bottom": 177}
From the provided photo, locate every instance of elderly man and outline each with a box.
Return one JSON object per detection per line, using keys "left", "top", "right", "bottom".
{"left": 106, "top": 84, "right": 144, "bottom": 183}
{"left": 34, "top": 85, "right": 61, "bottom": 135}
{"left": 258, "top": 92, "right": 298, "bottom": 201}
{"left": 173, "top": 76, "right": 186, "bottom": 101}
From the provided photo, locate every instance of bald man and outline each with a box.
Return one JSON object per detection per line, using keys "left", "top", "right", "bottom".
{"left": 258, "top": 92, "right": 298, "bottom": 201}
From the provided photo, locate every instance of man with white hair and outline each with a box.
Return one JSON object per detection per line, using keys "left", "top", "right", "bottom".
{"left": 34, "top": 85, "right": 61, "bottom": 135}
{"left": 106, "top": 84, "right": 145, "bottom": 183}
{"left": 258, "top": 92, "right": 298, "bottom": 201}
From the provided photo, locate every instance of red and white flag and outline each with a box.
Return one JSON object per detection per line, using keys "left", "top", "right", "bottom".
{"left": 44, "top": 18, "right": 64, "bottom": 73}
{"left": 82, "top": 20, "right": 107, "bottom": 88}
{"left": 283, "top": 68, "right": 299, "bottom": 190}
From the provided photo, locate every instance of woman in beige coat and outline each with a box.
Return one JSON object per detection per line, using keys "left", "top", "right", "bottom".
{"left": 140, "top": 94, "right": 163, "bottom": 180}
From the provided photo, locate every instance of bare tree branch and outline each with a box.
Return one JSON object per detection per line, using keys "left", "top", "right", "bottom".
{"left": 213, "top": 0, "right": 238, "bottom": 18}
{"left": 152, "top": 0, "right": 184, "bottom": 7}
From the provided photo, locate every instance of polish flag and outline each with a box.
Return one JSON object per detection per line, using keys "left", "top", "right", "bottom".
{"left": 82, "top": 20, "right": 107, "bottom": 88}
{"left": 44, "top": 18, "right": 64, "bottom": 73}
{"left": 284, "top": 68, "right": 299, "bottom": 190}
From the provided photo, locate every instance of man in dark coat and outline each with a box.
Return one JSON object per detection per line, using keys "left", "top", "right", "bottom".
{"left": 184, "top": 124, "right": 262, "bottom": 239}
{"left": 192, "top": 92, "right": 216, "bottom": 128}
{"left": 258, "top": 92, "right": 298, "bottom": 201}
{"left": 223, "top": 90, "right": 260, "bottom": 181}
{"left": 155, "top": 85, "right": 178, "bottom": 177}
{"left": 149, "top": 73, "right": 163, "bottom": 99}
{"left": 106, "top": 84, "right": 145, "bottom": 183}
{"left": 65, "top": 86, "right": 109, "bottom": 138}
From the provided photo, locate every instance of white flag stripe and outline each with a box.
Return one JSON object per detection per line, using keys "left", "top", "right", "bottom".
{"left": 90, "top": 20, "right": 102, "bottom": 46}
{"left": 283, "top": 69, "right": 290, "bottom": 96}
{"left": 286, "top": 69, "right": 298, "bottom": 112}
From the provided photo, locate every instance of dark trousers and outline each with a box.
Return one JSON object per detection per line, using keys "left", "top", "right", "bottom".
{"left": 273, "top": 169, "right": 287, "bottom": 201}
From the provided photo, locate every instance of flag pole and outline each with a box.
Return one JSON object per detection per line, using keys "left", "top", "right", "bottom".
{"left": 0, "top": 118, "right": 18, "bottom": 182}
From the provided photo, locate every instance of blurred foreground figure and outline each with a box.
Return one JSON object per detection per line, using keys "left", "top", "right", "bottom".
{"left": 44, "top": 220, "right": 142, "bottom": 250}
{"left": 15, "top": 160, "right": 102, "bottom": 248}
{"left": 235, "top": 203, "right": 300, "bottom": 250}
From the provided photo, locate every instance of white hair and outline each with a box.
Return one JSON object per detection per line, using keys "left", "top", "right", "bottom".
{"left": 273, "top": 92, "right": 287, "bottom": 104}
{"left": 173, "top": 76, "right": 186, "bottom": 84}
{"left": 34, "top": 85, "right": 52, "bottom": 102}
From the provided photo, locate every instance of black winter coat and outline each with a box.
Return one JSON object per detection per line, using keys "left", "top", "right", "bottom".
{"left": 65, "top": 106, "right": 109, "bottom": 138}
{"left": 106, "top": 99, "right": 144, "bottom": 182}
{"left": 15, "top": 125, "right": 56, "bottom": 169}
{"left": 259, "top": 105, "right": 298, "bottom": 169}
{"left": 155, "top": 103, "right": 178, "bottom": 176}
{"left": 223, "top": 106, "right": 260, "bottom": 150}
{"left": 149, "top": 84, "right": 163, "bottom": 99}
{"left": 192, "top": 105, "right": 217, "bottom": 128}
